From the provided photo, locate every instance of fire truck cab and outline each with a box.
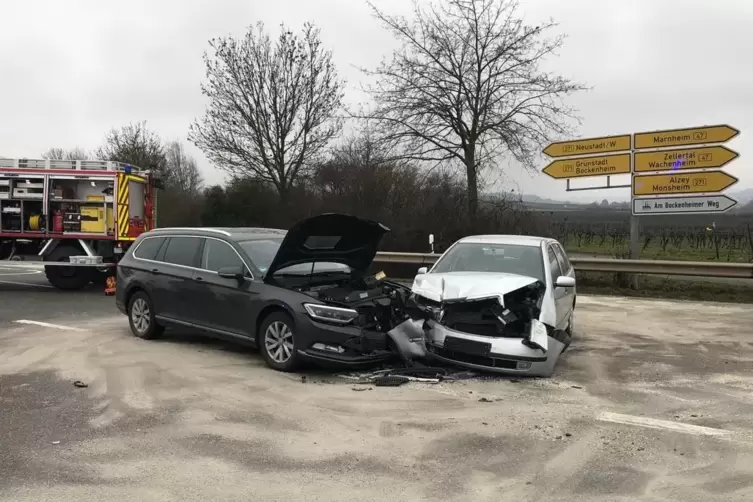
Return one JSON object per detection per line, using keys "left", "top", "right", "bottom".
{"left": 0, "top": 158, "right": 159, "bottom": 290}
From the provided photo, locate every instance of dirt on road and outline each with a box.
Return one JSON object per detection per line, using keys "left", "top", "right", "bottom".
{"left": 2, "top": 295, "right": 753, "bottom": 502}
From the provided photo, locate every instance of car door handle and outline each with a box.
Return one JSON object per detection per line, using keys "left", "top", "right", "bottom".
{"left": 150, "top": 268, "right": 161, "bottom": 275}
{"left": 194, "top": 276, "right": 204, "bottom": 282}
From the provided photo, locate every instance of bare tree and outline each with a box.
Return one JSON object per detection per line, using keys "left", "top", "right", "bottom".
{"left": 164, "top": 141, "right": 203, "bottom": 194}
{"left": 189, "top": 22, "right": 345, "bottom": 203}
{"left": 358, "top": 0, "right": 587, "bottom": 222}
{"left": 96, "top": 121, "right": 167, "bottom": 173}
{"left": 41, "top": 147, "right": 90, "bottom": 160}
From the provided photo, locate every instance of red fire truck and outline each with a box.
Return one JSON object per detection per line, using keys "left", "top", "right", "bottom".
{"left": 0, "top": 158, "right": 160, "bottom": 290}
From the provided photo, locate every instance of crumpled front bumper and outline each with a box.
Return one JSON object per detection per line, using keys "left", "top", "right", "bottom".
{"left": 388, "top": 318, "right": 563, "bottom": 377}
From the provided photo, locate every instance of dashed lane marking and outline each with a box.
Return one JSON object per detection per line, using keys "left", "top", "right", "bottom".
{"left": 14, "top": 320, "right": 86, "bottom": 331}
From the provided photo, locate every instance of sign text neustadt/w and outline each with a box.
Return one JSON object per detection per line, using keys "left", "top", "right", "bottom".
{"left": 542, "top": 135, "right": 631, "bottom": 158}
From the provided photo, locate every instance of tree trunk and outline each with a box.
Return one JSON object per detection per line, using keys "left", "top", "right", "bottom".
{"left": 465, "top": 149, "right": 478, "bottom": 226}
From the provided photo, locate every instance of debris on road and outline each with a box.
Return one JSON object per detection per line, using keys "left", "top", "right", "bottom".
{"left": 73, "top": 380, "right": 88, "bottom": 388}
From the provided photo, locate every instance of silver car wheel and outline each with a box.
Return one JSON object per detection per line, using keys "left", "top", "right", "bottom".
{"left": 131, "top": 298, "right": 150, "bottom": 334}
{"left": 264, "top": 321, "right": 294, "bottom": 363}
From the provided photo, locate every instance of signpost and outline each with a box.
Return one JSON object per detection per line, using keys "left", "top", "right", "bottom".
{"left": 542, "top": 135, "right": 631, "bottom": 158}
{"left": 633, "top": 145, "right": 738, "bottom": 173}
{"left": 542, "top": 124, "right": 741, "bottom": 287}
{"left": 633, "top": 125, "right": 739, "bottom": 150}
{"left": 543, "top": 153, "right": 630, "bottom": 179}
{"left": 632, "top": 171, "right": 738, "bottom": 196}
{"left": 632, "top": 195, "right": 737, "bottom": 216}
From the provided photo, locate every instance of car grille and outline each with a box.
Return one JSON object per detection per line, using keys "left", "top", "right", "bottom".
{"left": 427, "top": 344, "right": 518, "bottom": 369}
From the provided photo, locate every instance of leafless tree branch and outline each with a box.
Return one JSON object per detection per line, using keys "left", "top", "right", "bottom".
{"left": 354, "top": 0, "right": 587, "bottom": 221}
{"left": 189, "top": 22, "right": 346, "bottom": 202}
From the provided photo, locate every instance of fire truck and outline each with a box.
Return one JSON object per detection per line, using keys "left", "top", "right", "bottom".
{"left": 0, "top": 158, "right": 160, "bottom": 290}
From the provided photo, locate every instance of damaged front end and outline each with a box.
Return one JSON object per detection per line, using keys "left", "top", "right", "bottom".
{"left": 272, "top": 268, "right": 420, "bottom": 365}
{"left": 394, "top": 275, "right": 565, "bottom": 376}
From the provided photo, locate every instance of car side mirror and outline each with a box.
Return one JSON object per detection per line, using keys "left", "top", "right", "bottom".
{"left": 555, "top": 275, "right": 576, "bottom": 288}
{"left": 417, "top": 266, "right": 428, "bottom": 275}
{"left": 218, "top": 266, "right": 247, "bottom": 282}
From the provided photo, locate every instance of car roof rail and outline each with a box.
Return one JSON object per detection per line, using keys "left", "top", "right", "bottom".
{"left": 148, "top": 227, "right": 232, "bottom": 236}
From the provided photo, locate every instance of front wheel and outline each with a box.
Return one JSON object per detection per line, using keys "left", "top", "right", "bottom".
{"left": 259, "top": 312, "right": 300, "bottom": 372}
{"left": 128, "top": 291, "right": 164, "bottom": 340}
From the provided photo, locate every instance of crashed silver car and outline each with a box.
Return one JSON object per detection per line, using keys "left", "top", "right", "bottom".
{"left": 403, "top": 235, "right": 576, "bottom": 377}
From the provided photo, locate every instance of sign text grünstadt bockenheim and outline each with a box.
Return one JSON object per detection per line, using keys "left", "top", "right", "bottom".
{"left": 541, "top": 124, "right": 740, "bottom": 216}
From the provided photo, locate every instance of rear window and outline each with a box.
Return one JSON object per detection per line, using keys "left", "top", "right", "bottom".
{"left": 133, "top": 237, "right": 166, "bottom": 261}
{"left": 162, "top": 237, "right": 202, "bottom": 267}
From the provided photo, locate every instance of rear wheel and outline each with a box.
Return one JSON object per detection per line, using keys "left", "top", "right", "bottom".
{"left": 259, "top": 312, "right": 300, "bottom": 372}
{"left": 44, "top": 245, "right": 93, "bottom": 290}
{"left": 128, "top": 291, "right": 163, "bottom": 340}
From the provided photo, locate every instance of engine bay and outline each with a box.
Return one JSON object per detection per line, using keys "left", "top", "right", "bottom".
{"left": 413, "top": 281, "right": 545, "bottom": 338}
{"left": 273, "top": 269, "right": 413, "bottom": 333}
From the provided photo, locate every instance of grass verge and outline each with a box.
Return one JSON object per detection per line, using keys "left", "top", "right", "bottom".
{"left": 576, "top": 272, "right": 753, "bottom": 303}
{"left": 566, "top": 243, "right": 753, "bottom": 262}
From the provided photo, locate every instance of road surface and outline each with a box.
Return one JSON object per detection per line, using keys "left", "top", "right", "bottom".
{"left": 1, "top": 268, "right": 753, "bottom": 501}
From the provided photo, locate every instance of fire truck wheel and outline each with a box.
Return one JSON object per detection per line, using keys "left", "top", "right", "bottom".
{"left": 44, "top": 245, "right": 94, "bottom": 290}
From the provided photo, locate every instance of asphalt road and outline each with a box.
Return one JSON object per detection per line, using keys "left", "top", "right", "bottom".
{"left": 2, "top": 268, "right": 753, "bottom": 501}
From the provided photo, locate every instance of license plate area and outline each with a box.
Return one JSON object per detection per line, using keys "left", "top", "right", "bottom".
{"left": 443, "top": 336, "right": 491, "bottom": 356}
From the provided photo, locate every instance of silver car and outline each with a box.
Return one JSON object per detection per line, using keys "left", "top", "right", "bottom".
{"left": 410, "top": 235, "right": 576, "bottom": 377}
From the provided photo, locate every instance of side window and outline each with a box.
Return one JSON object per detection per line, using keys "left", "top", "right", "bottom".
{"left": 548, "top": 246, "right": 562, "bottom": 282}
{"left": 162, "top": 237, "right": 202, "bottom": 267}
{"left": 553, "top": 244, "right": 569, "bottom": 274}
{"left": 201, "top": 239, "right": 244, "bottom": 272}
{"left": 133, "top": 237, "right": 166, "bottom": 261}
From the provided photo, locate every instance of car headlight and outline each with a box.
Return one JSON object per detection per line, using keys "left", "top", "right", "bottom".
{"left": 303, "top": 303, "right": 359, "bottom": 324}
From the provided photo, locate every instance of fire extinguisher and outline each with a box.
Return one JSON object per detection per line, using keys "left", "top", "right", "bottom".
{"left": 53, "top": 209, "right": 64, "bottom": 233}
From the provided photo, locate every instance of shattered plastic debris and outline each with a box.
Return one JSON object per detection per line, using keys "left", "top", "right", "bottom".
{"left": 373, "top": 375, "right": 411, "bottom": 387}
{"left": 336, "top": 364, "right": 473, "bottom": 386}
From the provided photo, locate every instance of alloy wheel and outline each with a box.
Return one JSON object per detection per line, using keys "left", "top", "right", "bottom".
{"left": 264, "top": 321, "right": 294, "bottom": 363}
{"left": 131, "top": 298, "right": 150, "bottom": 334}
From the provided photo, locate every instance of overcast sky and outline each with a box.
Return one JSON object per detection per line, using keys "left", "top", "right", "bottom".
{"left": 1, "top": 0, "right": 751, "bottom": 203}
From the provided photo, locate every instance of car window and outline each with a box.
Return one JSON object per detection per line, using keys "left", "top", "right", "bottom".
{"left": 548, "top": 246, "right": 562, "bottom": 281}
{"left": 552, "top": 244, "right": 569, "bottom": 274}
{"left": 238, "top": 238, "right": 283, "bottom": 274}
{"left": 162, "top": 237, "right": 201, "bottom": 268}
{"left": 133, "top": 237, "right": 166, "bottom": 261}
{"left": 201, "top": 239, "right": 244, "bottom": 272}
{"left": 555, "top": 244, "right": 571, "bottom": 270}
{"left": 431, "top": 242, "right": 545, "bottom": 282}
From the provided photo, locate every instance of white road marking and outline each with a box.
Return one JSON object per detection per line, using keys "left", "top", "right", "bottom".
{"left": 0, "top": 280, "right": 54, "bottom": 288}
{"left": 14, "top": 320, "right": 86, "bottom": 331}
{"left": 0, "top": 269, "right": 43, "bottom": 276}
{"left": 597, "top": 412, "right": 733, "bottom": 438}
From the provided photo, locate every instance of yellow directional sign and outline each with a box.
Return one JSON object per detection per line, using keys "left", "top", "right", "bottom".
{"left": 634, "top": 145, "right": 739, "bottom": 173}
{"left": 632, "top": 171, "right": 738, "bottom": 196}
{"left": 634, "top": 125, "right": 739, "bottom": 150}
{"left": 543, "top": 153, "right": 630, "bottom": 179}
{"left": 543, "top": 135, "right": 631, "bottom": 158}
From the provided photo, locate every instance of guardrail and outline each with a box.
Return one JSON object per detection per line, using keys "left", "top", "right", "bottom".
{"left": 373, "top": 252, "right": 753, "bottom": 279}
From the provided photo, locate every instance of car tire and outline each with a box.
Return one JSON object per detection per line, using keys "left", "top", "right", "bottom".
{"left": 259, "top": 312, "right": 300, "bottom": 372}
{"left": 561, "top": 311, "right": 574, "bottom": 353}
{"left": 128, "top": 291, "right": 164, "bottom": 340}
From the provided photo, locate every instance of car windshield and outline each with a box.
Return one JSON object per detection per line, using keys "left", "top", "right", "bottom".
{"left": 431, "top": 242, "right": 545, "bottom": 281}
{"left": 238, "top": 238, "right": 351, "bottom": 276}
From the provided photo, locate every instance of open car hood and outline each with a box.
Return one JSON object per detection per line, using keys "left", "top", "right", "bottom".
{"left": 265, "top": 213, "right": 390, "bottom": 277}
{"left": 411, "top": 271, "right": 541, "bottom": 303}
